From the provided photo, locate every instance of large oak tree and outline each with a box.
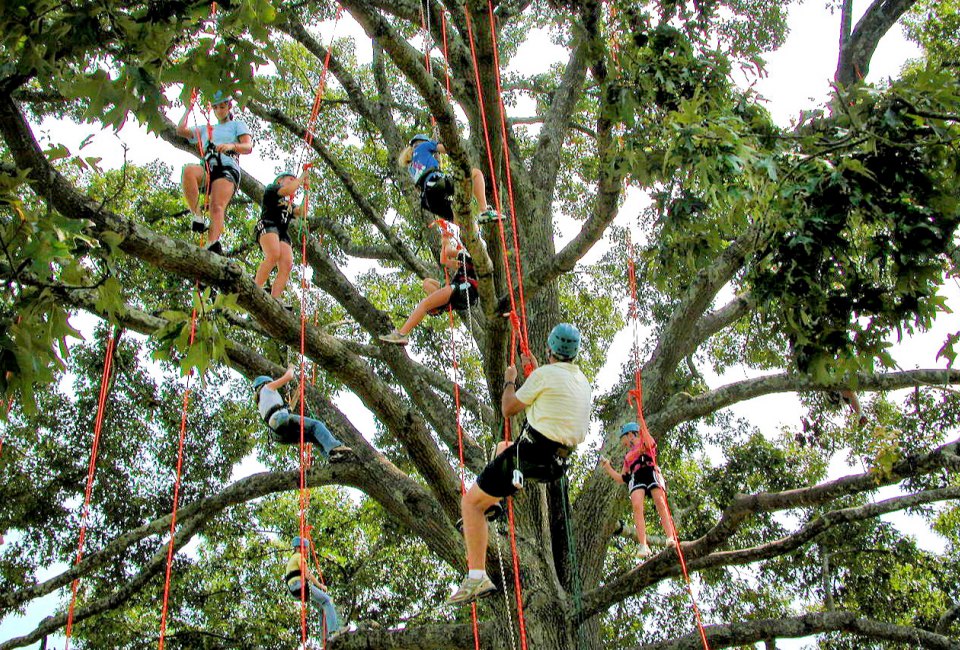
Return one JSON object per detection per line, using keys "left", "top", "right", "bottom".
{"left": 1, "top": 0, "right": 960, "bottom": 648}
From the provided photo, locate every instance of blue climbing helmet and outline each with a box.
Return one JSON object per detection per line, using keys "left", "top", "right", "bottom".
{"left": 291, "top": 535, "right": 309, "bottom": 550}
{"left": 210, "top": 89, "right": 233, "bottom": 105}
{"left": 547, "top": 323, "right": 581, "bottom": 360}
{"left": 620, "top": 422, "right": 640, "bottom": 437}
{"left": 274, "top": 171, "right": 296, "bottom": 184}
{"left": 252, "top": 376, "right": 271, "bottom": 392}
{"left": 409, "top": 133, "right": 431, "bottom": 147}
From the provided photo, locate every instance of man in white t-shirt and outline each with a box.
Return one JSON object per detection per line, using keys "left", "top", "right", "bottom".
{"left": 447, "top": 323, "right": 592, "bottom": 605}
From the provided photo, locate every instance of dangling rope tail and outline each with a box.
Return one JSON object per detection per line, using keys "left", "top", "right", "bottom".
{"left": 295, "top": 8, "right": 342, "bottom": 648}
{"left": 64, "top": 327, "right": 120, "bottom": 648}
{"left": 626, "top": 233, "right": 710, "bottom": 650}
{"left": 157, "top": 297, "right": 203, "bottom": 649}
{"left": 463, "top": 5, "right": 534, "bottom": 647}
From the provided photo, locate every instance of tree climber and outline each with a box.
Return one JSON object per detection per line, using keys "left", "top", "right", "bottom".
{"left": 379, "top": 221, "right": 478, "bottom": 345}
{"left": 600, "top": 422, "right": 677, "bottom": 559}
{"left": 284, "top": 536, "right": 342, "bottom": 640}
{"left": 447, "top": 323, "right": 592, "bottom": 605}
{"left": 252, "top": 367, "right": 351, "bottom": 461}
{"left": 176, "top": 89, "right": 253, "bottom": 255}
{"left": 399, "top": 134, "right": 501, "bottom": 225}
{"left": 828, "top": 388, "right": 868, "bottom": 427}
{"left": 254, "top": 169, "right": 310, "bottom": 303}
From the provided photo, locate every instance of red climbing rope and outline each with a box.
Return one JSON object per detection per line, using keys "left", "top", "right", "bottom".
{"left": 64, "top": 328, "right": 119, "bottom": 647}
{"left": 625, "top": 234, "right": 710, "bottom": 650}
{"left": 290, "top": 10, "right": 343, "bottom": 647}
{"left": 157, "top": 306, "right": 201, "bottom": 650}
{"left": 462, "top": 7, "right": 533, "bottom": 648}
{"left": 442, "top": 263, "right": 483, "bottom": 650}
{"left": 297, "top": 174, "right": 312, "bottom": 649}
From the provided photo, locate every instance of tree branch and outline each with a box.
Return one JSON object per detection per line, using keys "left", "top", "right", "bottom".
{"left": 636, "top": 611, "right": 960, "bottom": 650}
{"left": 835, "top": 0, "right": 917, "bottom": 86}
{"left": 649, "top": 368, "right": 960, "bottom": 434}
{"left": 582, "top": 436, "right": 960, "bottom": 618}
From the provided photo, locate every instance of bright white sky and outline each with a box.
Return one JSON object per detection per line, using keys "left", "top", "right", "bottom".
{"left": 3, "top": 2, "right": 948, "bottom": 648}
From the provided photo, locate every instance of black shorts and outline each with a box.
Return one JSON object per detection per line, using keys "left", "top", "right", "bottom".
{"left": 420, "top": 174, "right": 454, "bottom": 221}
{"left": 628, "top": 466, "right": 664, "bottom": 497}
{"left": 476, "top": 427, "right": 571, "bottom": 498}
{"left": 203, "top": 163, "right": 241, "bottom": 187}
{"left": 254, "top": 219, "right": 291, "bottom": 245}
{"left": 436, "top": 280, "right": 478, "bottom": 312}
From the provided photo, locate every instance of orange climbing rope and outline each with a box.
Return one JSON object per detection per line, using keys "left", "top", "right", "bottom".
{"left": 441, "top": 260, "right": 483, "bottom": 650}
{"left": 63, "top": 328, "right": 119, "bottom": 648}
{"left": 157, "top": 304, "right": 201, "bottom": 650}
{"left": 625, "top": 234, "right": 710, "bottom": 650}
{"left": 462, "top": 6, "right": 533, "bottom": 648}
{"left": 292, "top": 11, "right": 342, "bottom": 646}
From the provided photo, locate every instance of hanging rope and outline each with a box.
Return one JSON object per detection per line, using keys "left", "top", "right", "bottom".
{"left": 63, "top": 327, "right": 119, "bottom": 648}
{"left": 442, "top": 260, "right": 483, "bottom": 650}
{"left": 462, "top": 8, "right": 534, "bottom": 648}
{"left": 157, "top": 304, "right": 201, "bottom": 650}
{"left": 625, "top": 233, "right": 710, "bottom": 650}
{"left": 462, "top": 6, "right": 532, "bottom": 368}
{"left": 291, "top": 15, "right": 343, "bottom": 641}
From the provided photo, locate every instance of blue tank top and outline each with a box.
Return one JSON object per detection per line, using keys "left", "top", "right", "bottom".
{"left": 408, "top": 140, "right": 441, "bottom": 185}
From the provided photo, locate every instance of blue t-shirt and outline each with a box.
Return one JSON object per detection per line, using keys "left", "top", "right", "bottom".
{"left": 189, "top": 119, "right": 251, "bottom": 170}
{"left": 408, "top": 139, "right": 441, "bottom": 184}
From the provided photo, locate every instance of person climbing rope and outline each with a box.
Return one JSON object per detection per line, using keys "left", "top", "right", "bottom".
{"left": 176, "top": 89, "right": 253, "bottom": 255}
{"left": 252, "top": 367, "right": 351, "bottom": 461}
{"left": 254, "top": 169, "right": 310, "bottom": 303}
{"left": 600, "top": 422, "right": 677, "bottom": 560}
{"left": 285, "top": 536, "right": 342, "bottom": 641}
{"left": 828, "top": 388, "right": 868, "bottom": 427}
{"left": 447, "top": 323, "right": 592, "bottom": 605}
{"left": 379, "top": 221, "right": 478, "bottom": 345}
{"left": 399, "top": 134, "right": 500, "bottom": 225}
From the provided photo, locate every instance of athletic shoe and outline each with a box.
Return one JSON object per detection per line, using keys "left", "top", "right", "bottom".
{"left": 477, "top": 207, "right": 502, "bottom": 224}
{"left": 205, "top": 240, "right": 223, "bottom": 255}
{"left": 637, "top": 543, "right": 652, "bottom": 559}
{"left": 191, "top": 215, "right": 208, "bottom": 233}
{"left": 666, "top": 538, "right": 678, "bottom": 550}
{"left": 329, "top": 445, "right": 352, "bottom": 462}
{"left": 379, "top": 330, "right": 409, "bottom": 345}
{"left": 446, "top": 575, "right": 497, "bottom": 605}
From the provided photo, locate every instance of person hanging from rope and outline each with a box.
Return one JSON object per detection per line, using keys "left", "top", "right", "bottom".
{"left": 600, "top": 422, "right": 677, "bottom": 560}
{"left": 379, "top": 220, "right": 478, "bottom": 345}
{"left": 176, "top": 89, "right": 253, "bottom": 255}
{"left": 399, "top": 134, "right": 501, "bottom": 226}
{"left": 254, "top": 169, "right": 311, "bottom": 304}
{"left": 252, "top": 367, "right": 351, "bottom": 461}
{"left": 827, "top": 388, "right": 868, "bottom": 427}
{"left": 284, "top": 536, "right": 342, "bottom": 641}
{"left": 447, "top": 323, "right": 592, "bottom": 605}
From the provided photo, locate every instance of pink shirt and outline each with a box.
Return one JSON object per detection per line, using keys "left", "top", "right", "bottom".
{"left": 622, "top": 439, "right": 657, "bottom": 473}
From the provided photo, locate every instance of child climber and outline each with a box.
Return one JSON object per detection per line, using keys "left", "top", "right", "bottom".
{"left": 254, "top": 169, "right": 310, "bottom": 301}
{"left": 399, "top": 134, "right": 500, "bottom": 224}
{"left": 378, "top": 221, "right": 478, "bottom": 345}
{"left": 176, "top": 89, "right": 253, "bottom": 255}
{"left": 252, "top": 366, "right": 351, "bottom": 461}
{"left": 601, "top": 422, "right": 677, "bottom": 559}
{"left": 284, "top": 536, "right": 342, "bottom": 640}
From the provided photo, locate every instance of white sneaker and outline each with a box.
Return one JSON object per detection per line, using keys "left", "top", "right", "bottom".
{"left": 378, "top": 330, "right": 409, "bottom": 345}
{"left": 446, "top": 575, "right": 497, "bottom": 605}
{"left": 637, "top": 543, "right": 652, "bottom": 559}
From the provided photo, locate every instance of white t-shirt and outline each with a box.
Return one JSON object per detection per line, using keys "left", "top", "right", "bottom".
{"left": 515, "top": 362, "right": 592, "bottom": 447}
{"left": 257, "top": 386, "right": 285, "bottom": 427}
